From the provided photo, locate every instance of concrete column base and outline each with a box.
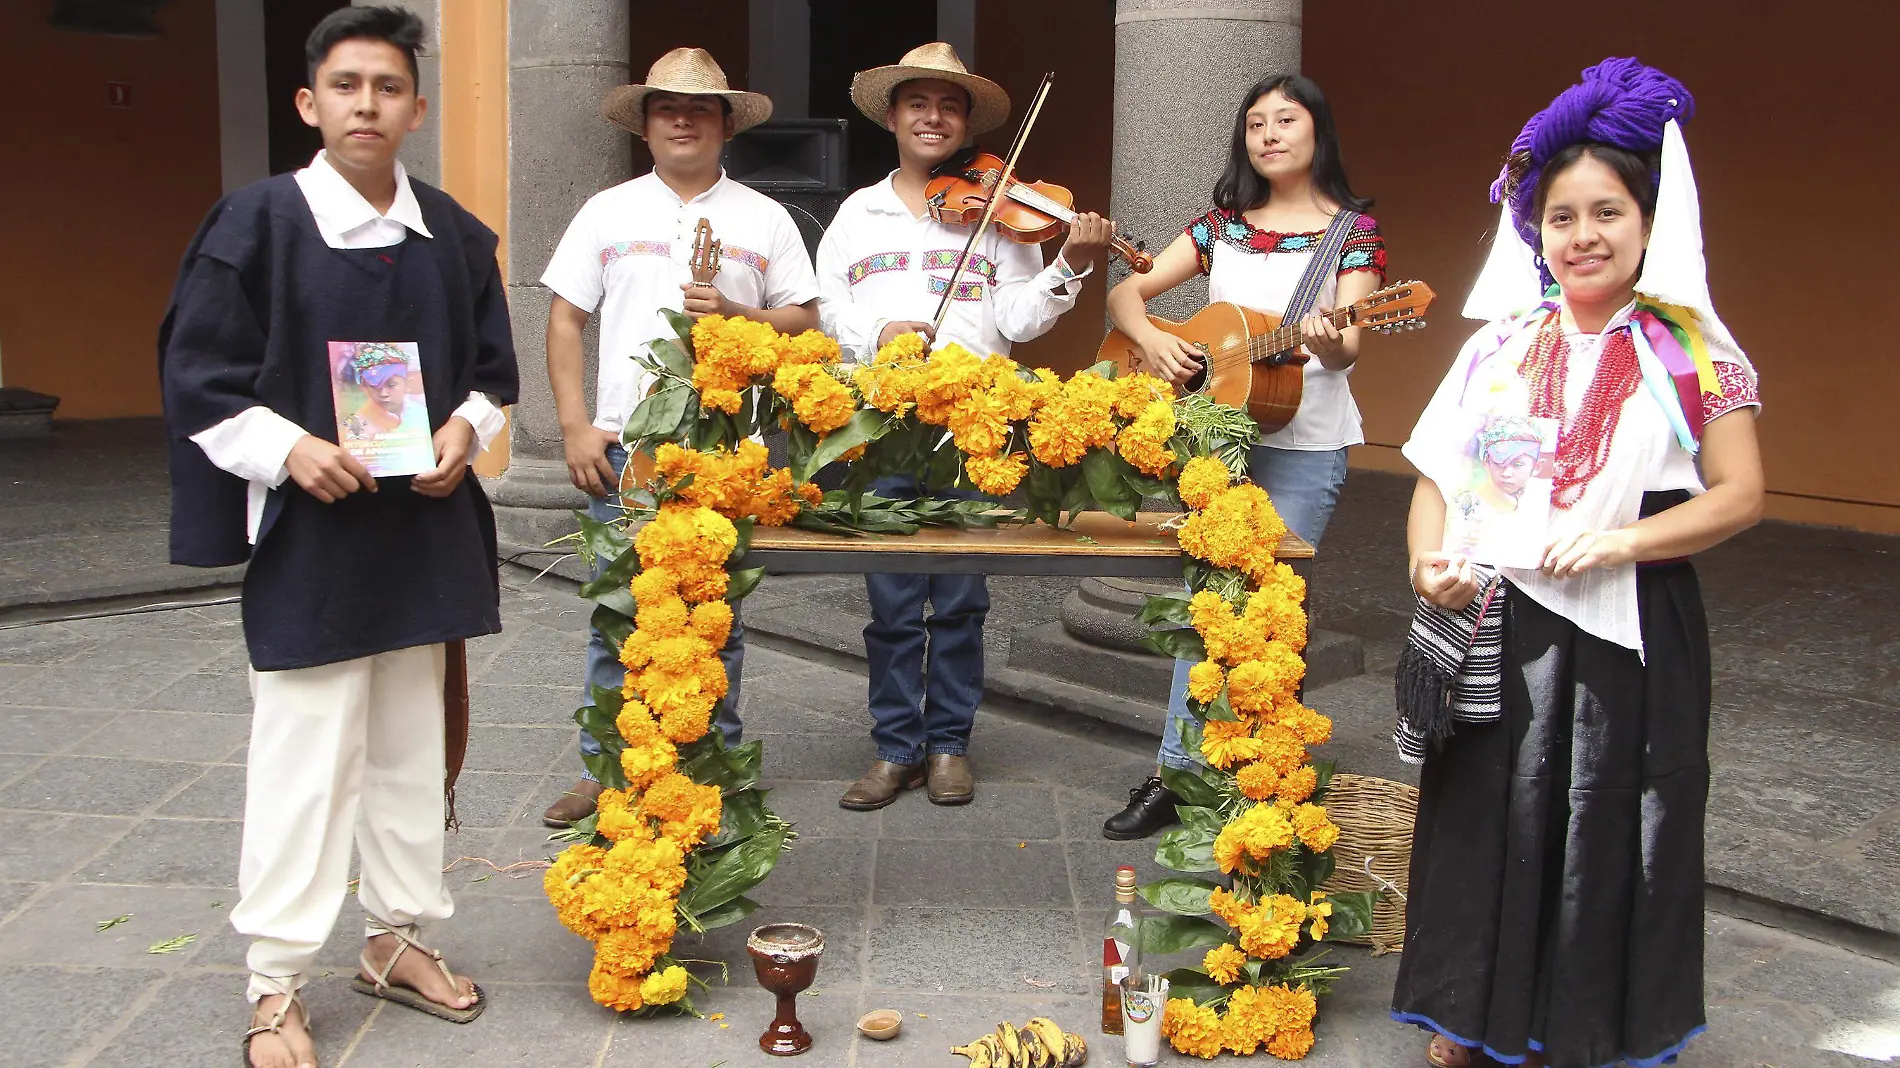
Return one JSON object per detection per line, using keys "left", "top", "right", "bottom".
{"left": 484, "top": 458, "right": 592, "bottom": 559}
{"left": 0, "top": 387, "right": 59, "bottom": 439}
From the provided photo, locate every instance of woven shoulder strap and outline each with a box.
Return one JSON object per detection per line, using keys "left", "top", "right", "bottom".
{"left": 1281, "top": 210, "right": 1361, "bottom": 323}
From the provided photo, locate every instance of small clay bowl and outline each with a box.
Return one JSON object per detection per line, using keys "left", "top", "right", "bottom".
{"left": 857, "top": 1009, "right": 902, "bottom": 1041}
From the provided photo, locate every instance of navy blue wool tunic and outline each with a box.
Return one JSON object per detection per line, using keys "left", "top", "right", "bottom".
{"left": 159, "top": 174, "right": 519, "bottom": 671}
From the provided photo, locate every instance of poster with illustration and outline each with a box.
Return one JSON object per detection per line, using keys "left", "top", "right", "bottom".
{"left": 329, "top": 341, "right": 435, "bottom": 477}
{"left": 1442, "top": 413, "right": 1559, "bottom": 568}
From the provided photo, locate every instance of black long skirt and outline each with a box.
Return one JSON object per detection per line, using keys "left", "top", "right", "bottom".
{"left": 1390, "top": 561, "right": 1711, "bottom": 1068}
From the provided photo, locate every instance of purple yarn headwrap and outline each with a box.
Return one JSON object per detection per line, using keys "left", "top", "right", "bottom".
{"left": 1493, "top": 57, "right": 1695, "bottom": 251}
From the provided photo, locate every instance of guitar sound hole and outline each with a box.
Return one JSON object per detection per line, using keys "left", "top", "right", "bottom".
{"left": 1183, "top": 365, "right": 1208, "bottom": 394}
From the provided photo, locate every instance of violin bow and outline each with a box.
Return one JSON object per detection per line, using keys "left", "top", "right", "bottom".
{"left": 929, "top": 71, "right": 1056, "bottom": 337}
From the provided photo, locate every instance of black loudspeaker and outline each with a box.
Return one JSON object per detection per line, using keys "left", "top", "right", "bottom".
{"left": 726, "top": 120, "right": 851, "bottom": 259}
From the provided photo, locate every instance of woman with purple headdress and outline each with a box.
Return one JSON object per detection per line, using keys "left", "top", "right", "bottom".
{"left": 1390, "top": 59, "right": 1763, "bottom": 1068}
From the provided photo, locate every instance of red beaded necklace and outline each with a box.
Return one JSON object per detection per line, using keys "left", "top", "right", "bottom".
{"left": 1518, "top": 312, "right": 1644, "bottom": 509}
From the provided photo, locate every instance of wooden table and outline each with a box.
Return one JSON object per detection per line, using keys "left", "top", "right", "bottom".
{"left": 743, "top": 511, "right": 1315, "bottom": 579}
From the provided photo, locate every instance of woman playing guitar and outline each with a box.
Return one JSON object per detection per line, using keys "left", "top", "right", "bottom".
{"left": 1100, "top": 74, "right": 1387, "bottom": 843}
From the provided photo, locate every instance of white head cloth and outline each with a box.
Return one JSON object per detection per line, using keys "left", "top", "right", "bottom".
{"left": 1460, "top": 118, "right": 1738, "bottom": 352}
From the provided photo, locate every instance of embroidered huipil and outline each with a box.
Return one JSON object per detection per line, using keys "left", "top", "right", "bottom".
{"left": 1403, "top": 300, "right": 1759, "bottom": 653}
{"left": 1186, "top": 208, "right": 1386, "bottom": 450}
{"left": 818, "top": 171, "right": 1086, "bottom": 362}
{"left": 188, "top": 152, "right": 509, "bottom": 544}
{"left": 540, "top": 171, "right": 820, "bottom": 432}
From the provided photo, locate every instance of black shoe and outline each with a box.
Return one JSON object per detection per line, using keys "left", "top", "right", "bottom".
{"left": 1102, "top": 776, "right": 1181, "bottom": 840}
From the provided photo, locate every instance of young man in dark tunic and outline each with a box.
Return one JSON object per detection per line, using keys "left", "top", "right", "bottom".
{"left": 158, "top": 9, "right": 516, "bottom": 1066}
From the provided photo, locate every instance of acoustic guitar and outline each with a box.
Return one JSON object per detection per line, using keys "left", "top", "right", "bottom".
{"left": 1097, "top": 280, "right": 1436, "bottom": 434}
{"left": 619, "top": 219, "right": 723, "bottom": 494}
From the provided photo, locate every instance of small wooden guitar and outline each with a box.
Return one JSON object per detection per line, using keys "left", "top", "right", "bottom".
{"left": 620, "top": 218, "right": 724, "bottom": 495}
{"left": 1098, "top": 280, "right": 1437, "bottom": 434}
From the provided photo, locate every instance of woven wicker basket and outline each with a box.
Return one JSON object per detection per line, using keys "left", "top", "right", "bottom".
{"left": 1316, "top": 772, "right": 1419, "bottom": 955}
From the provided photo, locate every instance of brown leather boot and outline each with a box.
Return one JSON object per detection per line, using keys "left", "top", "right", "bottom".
{"left": 542, "top": 779, "right": 603, "bottom": 827}
{"left": 924, "top": 754, "right": 974, "bottom": 805}
{"left": 839, "top": 761, "right": 925, "bottom": 811}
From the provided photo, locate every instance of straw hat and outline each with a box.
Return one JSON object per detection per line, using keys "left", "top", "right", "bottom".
{"left": 601, "top": 47, "right": 772, "bottom": 137}
{"left": 849, "top": 42, "right": 1010, "bottom": 135}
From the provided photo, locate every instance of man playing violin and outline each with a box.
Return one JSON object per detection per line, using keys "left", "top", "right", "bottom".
{"left": 538, "top": 47, "right": 820, "bottom": 828}
{"left": 816, "top": 42, "right": 1113, "bottom": 812}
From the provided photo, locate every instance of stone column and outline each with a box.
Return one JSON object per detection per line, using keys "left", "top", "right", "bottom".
{"left": 1045, "top": 1, "right": 1304, "bottom": 698}
{"left": 486, "top": 2, "right": 633, "bottom": 551}
{"left": 1109, "top": 0, "right": 1301, "bottom": 319}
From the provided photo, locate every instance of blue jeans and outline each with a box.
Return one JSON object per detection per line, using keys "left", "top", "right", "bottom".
{"left": 863, "top": 474, "right": 989, "bottom": 765}
{"left": 580, "top": 445, "right": 744, "bottom": 781}
{"left": 1157, "top": 445, "right": 1348, "bottom": 771}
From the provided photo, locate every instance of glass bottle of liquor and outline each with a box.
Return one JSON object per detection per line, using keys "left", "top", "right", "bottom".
{"left": 1101, "top": 865, "right": 1144, "bottom": 1034}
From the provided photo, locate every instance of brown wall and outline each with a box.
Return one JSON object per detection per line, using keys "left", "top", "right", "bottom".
{"left": 977, "top": 0, "right": 1116, "bottom": 375}
{"left": 0, "top": 0, "right": 223, "bottom": 419}
{"left": 628, "top": 0, "right": 749, "bottom": 175}
{"left": 1305, "top": 1, "right": 1900, "bottom": 532}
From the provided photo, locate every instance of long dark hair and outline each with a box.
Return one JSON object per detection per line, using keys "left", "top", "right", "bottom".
{"left": 1212, "top": 74, "right": 1371, "bottom": 215}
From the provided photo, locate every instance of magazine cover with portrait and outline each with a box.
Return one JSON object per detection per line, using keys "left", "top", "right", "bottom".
{"left": 330, "top": 341, "right": 435, "bottom": 476}
{"left": 1443, "top": 413, "right": 1559, "bottom": 568}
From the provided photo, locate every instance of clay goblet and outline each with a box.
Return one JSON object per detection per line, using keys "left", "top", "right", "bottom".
{"left": 746, "top": 922, "right": 825, "bottom": 1056}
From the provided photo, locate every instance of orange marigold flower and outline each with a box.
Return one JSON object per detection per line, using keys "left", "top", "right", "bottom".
{"left": 688, "top": 599, "right": 734, "bottom": 647}
{"left": 1114, "top": 373, "right": 1172, "bottom": 419}
{"left": 1234, "top": 760, "right": 1280, "bottom": 801}
{"left": 619, "top": 738, "right": 679, "bottom": 789}
{"left": 1290, "top": 802, "right": 1339, "bottom": 852}
{"left": 588, "top": 957, "right": 647, "bottom": 1011}
{"left": 1266, "top": 1027, "right": 1315, "bottom": 1060}
{"left": 1201, "top": 718, "right": 1265, "bottom": 769}
{"left": 1177, "top": 455, "right": 1232, "bottom": 511}
{"left": 1208, "top": 886, "right": 1247, "bottom": 925}
{"left": 777, "top": 328, "right": 840, "bottom": 366}
{"left": 964, "top": 450, "right": 1028, "bottom": 496}
{"left": 1234, "top": 894, "right": 1305, "bottom": 960}
{"left": 593, "top": 788, "right": 647, "bottom": 842}
{"left": 1162, "top": 998, "right": 1224, "bottom": 1059}
{"left": 1185, "top": 659, "right": 1225, "bottom": 704}
{"left": 1202, "top": 942, "right": 1246, "bottom": 985}
{"left": 1275, "top": 763, "right": 1318, "bottom": 803}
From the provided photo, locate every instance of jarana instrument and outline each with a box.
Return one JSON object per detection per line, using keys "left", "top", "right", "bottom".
{"left": 620, "top": 217, "right": 726, "bottom": 494}
{"left": 1098, "top": 280, "right": 1437, "bottom": 434}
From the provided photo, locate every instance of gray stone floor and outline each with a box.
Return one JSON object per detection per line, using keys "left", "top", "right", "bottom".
{"left": 3, "top": 584, "right": 1899, "bottom": 1067}
{"left": 0, "top": 421, "right": 244, "bottom": 612}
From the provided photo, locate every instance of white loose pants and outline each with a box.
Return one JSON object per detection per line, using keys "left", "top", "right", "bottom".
{"left": 231, "top": 643, "right": 454, "bottom": 1000}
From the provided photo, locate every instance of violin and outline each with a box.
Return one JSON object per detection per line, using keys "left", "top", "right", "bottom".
{"left": 925, "top": 150, "right": 1153, "bottom": 273}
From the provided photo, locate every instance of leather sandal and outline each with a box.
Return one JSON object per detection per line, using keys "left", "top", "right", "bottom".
{"left": 839, "top": 760, "right": 925, "bottom": 810}
{"left": 243, "top": 991, "right": 312, "bottom": 1068}
{"left": 1426, "top": 1035, "right": 1474, "bottom": 1068}
{"left": 353, "top": 921, "right": 485, "bottom": 1023}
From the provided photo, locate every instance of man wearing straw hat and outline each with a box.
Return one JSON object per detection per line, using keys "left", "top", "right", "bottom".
{"left": 540, "top": 47, "right": 819, "bottom": 827}
{"left": 818, "top": 43, "right": 1114, "bottom": 812}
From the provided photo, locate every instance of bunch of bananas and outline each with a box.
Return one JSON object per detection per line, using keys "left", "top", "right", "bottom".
{"left": 950, "top": 1018, "right": 1087, "bottom": 1068}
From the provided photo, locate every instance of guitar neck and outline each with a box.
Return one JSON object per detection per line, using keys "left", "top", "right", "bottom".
{"left": 1249, "top": 305, "right": 1354, "bottom": 363}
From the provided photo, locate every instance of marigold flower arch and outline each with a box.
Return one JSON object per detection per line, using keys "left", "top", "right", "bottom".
{"left": 543, "top": 312, "right": 1378, "bottom": 1057}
